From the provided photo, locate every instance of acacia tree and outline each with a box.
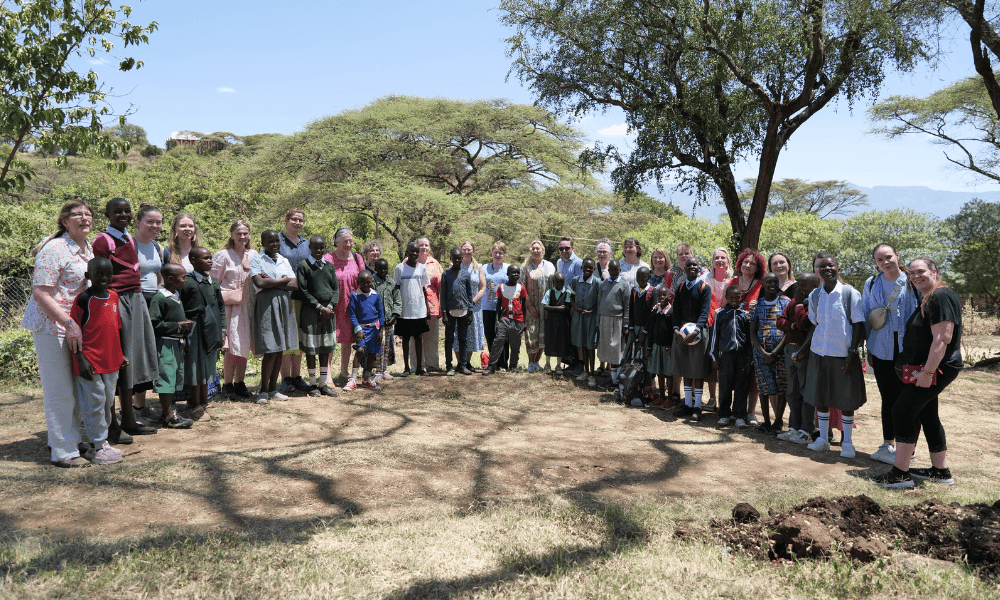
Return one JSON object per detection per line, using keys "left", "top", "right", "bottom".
{"left": 946, "top": 198, "right": 1000, "bottom": 304}
{"left": 738, "top": 178, "right": 870, "bottom": 218}
{"left": 501, "top": 0, "right": 939, "bottom": 250}
{"left": 946, "top": 0, "right": 1000, "bottom": 118}
{"left": 0, "top": 0, "right": 156, "bottom": 196}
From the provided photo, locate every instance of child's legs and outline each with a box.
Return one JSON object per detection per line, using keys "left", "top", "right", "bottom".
{"left": 364, "top": 352, "right": 376, "bottom": 376}
{"left": 158, "top": 392, "right": 174, "bottom": 417}
{"left": 414, "top": 334, "right": 424, "bottom": 371}
{"left": 260, "top": 353, "right": 281, "bottom": 393}
{"left": 340, "top": 343, "right": 353, "bottom": 378}
{"left": 401, "top": 336, "right": 412, "bottom": 370}
{"left": 717, "top": 356, "right": 735, "bottom": 418}
{"left": 306, "top": 353, "right": 317, "bottom": 370}
{"left": 771, "top": 394, "right": 786, "bottom": 426}
{"left": 76, "top": 373, "right": 112, "bottom": 446}
{"left": 318, "top": 353, "right": 331, "bottom": 383}
{"left": 457, "top": 317, "right": 470, "bottom": 366}
{"left": 190, "top": 383, "right": 208, "bottom": 408}
{"left": 506, "top": 322, "right": 524, "bottom": 369}
{"left": 223, "top": 352, "right": 236, "bottom": 384}
{"left": 732, "top": 353, "right": 752, "bottom": 418}
{"left": 657, "top": 374, "right": 666, "bottom": 396}
{"left": 706, "top": 364, "right": 718, "bottom": 400}
{"left": 444, "top": 319, "right": 457, "bottom": 368}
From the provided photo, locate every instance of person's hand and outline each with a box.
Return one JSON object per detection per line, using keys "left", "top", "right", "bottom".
{"left": 386, "top": 316, "right": 396, "bottom": 327}
{"left": 645, "top": 350, "right": 651, "bottom": 360}
{"left": 178, "top": 320, "right": 194, "bottom": 331}
{"left": 793, "top": 350, "right": 805, "bottom": 363}
{"left": 122, "top": 357, "right": 130, "bottom": 366}
{"left": 747, "top": 300, "right": 758, "bottom": 311}
{"left": 674, "top": 330, "right": 684, "bottom": 341}
{"left": 682, "top": 332, "right": 697, "bottom": 345}
{"left": 441, "top": 314, "right": 449, "bottom": 326}
{"left": 915, "top": 370, "right": 934, "bottom": 388}
{"left": 78, "top": 356, "right": 94, "bottom": 381}
{"left": 764, "top": 351, "right": 776, "bottom": 365}
{"left": 354, "top": 331, "right": 364, "bottom": 344}
{"left": 64, "top": 320, "right": 83, "bottom": 353}
{"left": 842, "top": 353, "right": 858, "bottom": 374}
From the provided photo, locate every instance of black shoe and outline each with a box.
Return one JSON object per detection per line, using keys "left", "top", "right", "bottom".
{"left": 673, "top": 403, "right": 692, "bottom": 417}
{"left": 108, "top": 428, "right": 133, "bottom": 445}
{"left": 482, "top": 367, "right": 496, "bottom": 376}
{"left": 703, "top": 397, "right": 717, "bottom": 412}
{"left": 908, "top": 466, "right": 954, "bottom": 485}
{"left": 691, "top": 407, "right": 702, "bottom": 422}
{"left": 221, "top": 382, "right": 236, "bottom": 397}
{"left": 869, "top": 466, "right": 914, "bottom": 489}
{"left": 233, "top": 381, "right": 254, "bottom": 399}
{"left": 317, "top": 384, "right": 339, "bottom": 397}
{"left": 134, "top": 405, "right": 161, "bottom": 421}
{"left": 160, "top": 411, "right": 194, "bottom": 429}
{"left": 121, "top": 419, "right": 157, "bottom": 435}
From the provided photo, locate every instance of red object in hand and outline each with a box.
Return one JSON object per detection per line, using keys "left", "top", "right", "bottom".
{"left": 480, "top": 351, "right": 490, "bottom": 368}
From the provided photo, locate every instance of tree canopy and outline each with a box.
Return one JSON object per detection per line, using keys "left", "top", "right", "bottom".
{"left": 0, "top": 0, "right": 157, "bottom": 197}
{"left": 501, "top": 0, "right": 940, "bottom": 250}
{"left": 738, "top": 178, "right": 870, "bottom": 218}
{"left": 946, "top": 198, "right": 1000, "bottom": 303}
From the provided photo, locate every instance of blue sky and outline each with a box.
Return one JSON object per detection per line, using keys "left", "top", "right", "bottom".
{"left": 85, "top": 0, "right": 1000, "bottom": 209}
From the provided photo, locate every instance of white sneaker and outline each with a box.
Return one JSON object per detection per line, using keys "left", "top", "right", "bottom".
{"left": 256, "top": 394, "right": 269, "bottom": 405}
{"left": 382, "top": 372, "right": 394, "bottom": 380}
{"left": 790, "top": 430, "right": 811, "bottom": 444}
{"left": 807, "top": 438, "right": 831, "bottom": 452}
{"left": 776, "top": 429, "right": 795, "bottom": 440}
{"left": 871, "top": 442, "right": 896, "bottom": 464}
{"left": 840, "top": 442, "right": 856, "bottom": 459}
{"left": 343, "top": 378, "right": 357, "bottom": 391}
{"left": 269, "top": 391, "right": 289, "bottom": 400}
{"left": 717, "top": 417, "right": 730, "bottom": 426}
{"left": 735, "top": 418, "right": 748, "bottom": 428}
{"left": 575, "top": 372, "right": 588, "bottom": 381}
{"left": 587, "top": 376, "right": 597, "bottom": 387}
{"left": 747, "top": 414, "right": 760, "bottom": 426}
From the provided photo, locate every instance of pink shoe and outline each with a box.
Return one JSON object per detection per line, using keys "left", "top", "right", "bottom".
{"left": 342, "top": 378, "right": 357, "bottom": 391}
{"left": 361, "top": 376, "right": 380, "bottom": 390}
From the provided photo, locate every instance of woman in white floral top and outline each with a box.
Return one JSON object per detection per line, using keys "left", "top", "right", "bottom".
{"left": 520, "top": 240, "right": 556, "bottom": 372}
{"left": 22, "top": 200, "right": 95, "bottom": 468}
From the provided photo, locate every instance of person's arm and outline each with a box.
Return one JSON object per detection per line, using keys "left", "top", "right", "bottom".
{"left": 349, "top": 293, "right": 364, "bottom": 343}
{"left": 423, "top": 286, "right": 431, "bottom": 322}
{"left": 32, "top": 285, "right": 84, "bottom": 352}
{"left": 695, "top": 284, "right": 711, "bottom": 329}
{"left": 917, "top": 320, "right": 954, "bottom": 387}
{"left": 210, "top": 251, "right": 226, "bottom": 282}
{"left": 440, "top": 275, "right": 451, "bottom": 326}
{"left": 214, "top": 282, "right": 227, "bottom": 338}
{"left": 749, "top": 311, "right": 766, "bottom": 356}
{"left": 472, "top": 268, "right": 486, "bottom": 304}
{"left": 842, "top": 321, "right": 865, "bottom": 374}
{"left": 776, "top": 302, "right": 794, "bottom": 333}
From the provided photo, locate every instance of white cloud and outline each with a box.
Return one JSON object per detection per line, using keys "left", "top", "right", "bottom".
{"left": 88, "top": 59, "right": 103, "bottom": 66}
{"left": 598, "top": 123, "right": 630, "bottom": 136}
{"left": 217, "top": 87, "right": 236, "bottom": 93}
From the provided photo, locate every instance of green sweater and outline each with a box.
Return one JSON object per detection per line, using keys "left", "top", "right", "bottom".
{"left": 373, "top": 273, "right": 401, "bottom": 321}
{"left": 148, "top": 289, "right": 188, "bottom": 338}
{"left": 296, "top": 259, "right": 339, "bottom": 309}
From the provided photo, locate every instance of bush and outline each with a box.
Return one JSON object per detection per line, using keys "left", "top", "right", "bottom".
{"left": 140, "top": 144, "right": 163, "bottom": 158}
{"left": 0, "top": 327, "right": 37, "bottom": 381}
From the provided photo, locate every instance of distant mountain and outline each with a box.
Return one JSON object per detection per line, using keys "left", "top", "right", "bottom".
{"left": 847, "top": 185, "right": 1000, "bottom": 219}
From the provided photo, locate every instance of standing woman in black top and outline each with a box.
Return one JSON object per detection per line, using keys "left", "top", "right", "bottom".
{"left": 871, "top": 257, "right": 963, "bottom": 489}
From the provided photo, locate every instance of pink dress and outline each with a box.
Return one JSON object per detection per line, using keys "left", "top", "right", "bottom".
{"left": 323, "top": 251, "right": 366, "bottom": 344}
{"left": 211, "top": 247, "right": 258, "bottom": 358}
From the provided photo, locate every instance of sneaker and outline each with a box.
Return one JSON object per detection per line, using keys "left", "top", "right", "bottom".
{"left": 290, "top": 376, "right": 312, "bottom": 392}
{"left": 908, "top": 466, "right": 955, "bottom": 485}
{"left": 308, "top": 387, "right": 322, "bottom": 397}
{"left": 482, "top": 367, "right": 496, "bottom": 376}
{"left": 135, "top": 405, "right": 160, "bottom": 421}
{"left": 255, "top": 394, "right": 269, "bottom": 405}
{"left": 361, "top": 376, "right": 380, "bottom": 390}
{"left": 459, "top": 367, "right": 473, "bottom": 375}
{"left": 789, "top": 430, "right": 812, "bottom": 444}
{"left": 747, "top": 414, "right": 760, "bottom": 426}
{"left": 703, "top": 397, "right": 717, "bottom": 412}
{"left": 527, "top": 363, "right": 538, "bottom": 373}
{"left": 776, "top": 429, "right": 796, "bottom": 440}
{"left": 317, "top": 384, "right": 339, "bottom": 397}
{"left": 587, "top": 376, "right": 596, "bottom": 387}
{"left": 840, "top": 442, "right": 856, "bottom": 459}
{"left": 278, "top": 377, "right": 295, "bottom": 393}
{"left": 446, "top": 368, "right": 456, "bottom": 376}
{"left": 735, "top": 418, "right": 748, "bottom": 428}
{"left": 381, "top": 372, "right": 394, "bottom": 380}
{"left": 807, "top": 438, "right": 831, "bottom": 452}
{"left": 870, "top": 467, "right": 915, "bottom": 489}
{"left": 575, "top": 372, "right": 588, "bottom": 381}
{"left": 92, "top": 445, "right": 123, "bottom": 465}
{"left": 269, "top": 391, "right": 289, "bottom": 400}
{"left": 233, "top": 382, "right": 254, "bottom": 399}
{"left": 221, "top": 383, "right": 236, "bottom": 397}
{"left": 691, "top": 407, "right": 702, "bottom": 422}
{"left": 160, "top": 412, "right": 194, "bottom": 429}
{"left": 342, "top": 378, "right": 357, "bottom": 391}
{"left": 717, "top": 417, "right": 730, "bottom": 426}
{"left": 871, "top": 442, "right": 896, "bottom": 465}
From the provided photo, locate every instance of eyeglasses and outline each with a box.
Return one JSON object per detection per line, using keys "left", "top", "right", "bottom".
{"left": 67, "top": 212, "right": 92, "bottom": 219}
{"left": 558, "top": 246, "right": 572, "bottom": 251}
{"left": 596, "top": 250, "right": 610, "bottom": 255}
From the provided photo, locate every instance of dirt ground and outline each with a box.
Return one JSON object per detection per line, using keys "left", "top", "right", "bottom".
{"left": 1, "top": 355, "right": 998, "bottom": 562}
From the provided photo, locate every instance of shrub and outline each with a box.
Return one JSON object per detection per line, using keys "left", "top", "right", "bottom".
{"left": 0, "top": 327, "right": 37, "bottom": 381}
{"left": 140, "top": 144, "right": 163, "bottom": 158}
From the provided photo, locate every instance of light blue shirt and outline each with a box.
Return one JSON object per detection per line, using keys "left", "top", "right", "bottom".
{"left": 861, "top": 272, "right": 919, "bottom": 361}
{"left": 249, "top": 252, "right": 294, "bottom": 290}
{"left": 481, "top": 262, "right": 509, "bottom": 311}
{"left": 808, "top": 281, "right": 864, "bottom": 357}
{"left": 556, "top": 253, "right": 583, "bottom": 286}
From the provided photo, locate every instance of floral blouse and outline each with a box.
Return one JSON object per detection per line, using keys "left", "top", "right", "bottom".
{"left": 22, "top": 234, "right": 93, "bottom": 336}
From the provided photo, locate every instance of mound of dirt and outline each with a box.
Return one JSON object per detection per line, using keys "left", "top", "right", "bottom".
{"left": 702, "top": 495, "right": 1000, "bottom": 575}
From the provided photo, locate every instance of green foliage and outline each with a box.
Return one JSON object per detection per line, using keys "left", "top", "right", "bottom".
{"left": 0, "top": 199, "right": 60, "bottom": 277}
{"left": 0, "top": 0, "right": 157, "bottom": 195}
{"left": 758, "top": 211, "right": 843, "bottom": 275}
{"left": 946, "top": 198, "right": 1000, "bottom": 303}
{"left": 501, "top": 0, "right": 941, "bottom": 249}
{"left": 839, "top": 209, "right": 951, "bottom": 288}
{"left": 739, "top": 179, "right": 870, "bottom": 218}
{"left": 0, "top": 327, "right": 37, "bottom": 381}
{"left": 102, "top": 122, "right": 149, "bottom": 149}
{"left": 140, "top": 145, "right": 163, "bottom": 158}
{"left": 870, "top": 74, "right": 1000, "bottom": 183}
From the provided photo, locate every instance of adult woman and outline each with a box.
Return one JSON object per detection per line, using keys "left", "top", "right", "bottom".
{"left": 413, "top": 237, "right": 443, "bottom": 372}
{"left": 703, "top": 247, "right": 734, "bottom": 411}
{"left": 666, "top": 243, "right": 701, "bottom": 294}
{"left": 452, "top": 241, "right": 486, "bottom": 369}
{"left": 769, "top": 252, "right": 797, "bottom": 299}
{"left": 211, "top": 220, "right": 258, "bottom": 399}
{"left": 648, "top": 248, "right": 672, "bottom": 289}
{"left": 22, "top": 201, "right": 96, "bottom": 467}
{"left": 277, "top": 208, "right": 312, "bottom": 393}
{"left": 521, "top": 240, "right": 557, "bottom": 372}
{"left": 871, "top": 258, "right": 963, "bottom": 488}
{"left": 618, "top": 238, "right": 650, "bottom": 288}
{"left": 861, "top": 243, "right": 919, "bottom": 465}
{"left": 323, "top": 228, "right": 367, "bottom": 385}
{"left": 482, "top": 242, "right": 511, "bottom": 370}
{"left": 165, "top": 213, "right": 200, "bottom": 271}
{"left": 596, "top": 241, "right": 613, "bottom": 280}
{"left": 135, "top": 205, "right": 164, "bottom": 305}
{"left": 362, "top": 239, "right": 382, "bottom": 265}
{"left": 730, "top": 249, "right": 767, "bottom": 424}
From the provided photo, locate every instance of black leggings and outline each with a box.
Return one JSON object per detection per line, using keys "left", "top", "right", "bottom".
{"left": 891, "top": 366, "right": 959, "bottom": 452}
{"left": 870, "top": 349, "right": 904, "bottom": 441}
{"left": 483, "top": 309, "right": 509, "bottom": 369}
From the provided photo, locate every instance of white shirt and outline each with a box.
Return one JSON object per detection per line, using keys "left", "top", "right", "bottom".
{"left": 393, "top": 262, "right": 431, "bottom": 319}
{"left": 249, "top": 252, "right": 294, "bottom": 291}
{"left": 808, "top": 281, "right": 863, "bottom": 357}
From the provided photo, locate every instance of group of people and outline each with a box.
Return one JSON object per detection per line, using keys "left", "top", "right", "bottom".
{"left": 24, "top": 201, "right": 963, "bottom": 490}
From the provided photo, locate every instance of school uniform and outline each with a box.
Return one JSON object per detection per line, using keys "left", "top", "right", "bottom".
{"left": 148, "top": 288, "right": 188, "bottom": 395}
{"left": 645, "top": 304, "right": 674, "bottom": 376}
{"left": 393, "top": 261, "right": 431, "bottom": 338}
{"left": 296, "top": 256, "right": 339, "bottom": 355}
{"left": 671, "top": 277, "right": 712, "bottom": 379}
{"left": 596, "top": 277, "right": 630, "bottom": 365}
{"left": 542, "top": 286, "right": 573, "bottom": 358}
{"left": 348, "top": 289, "right": 385, "bottom": 355}
{"left": 179, "top": 270, "right": 226, "bottom": 386}
{"left": 709, "top": 305, "right": 752, "bottom": 419}
{"left": 626, "top": 283, "right": 656, "bottom": 356}
{"left": 776, "top": 297, "right": 813, "bottom": 433}
{"left": 805, "top": 282, "right": 867, "bottom": 411}
{"left": 570, "top": 274, "right": 599, "bottom": 350}
{"left": 71, "top": 288, "right": 123, "bottom": 447}
{"left": 249, "top": 252, "right": 299, "bottom": 354}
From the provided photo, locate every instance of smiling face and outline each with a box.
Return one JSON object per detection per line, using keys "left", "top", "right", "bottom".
{"left": 725, "top": 286, "right": 742, "bottom": 309}
{"left": 712, "top": 250, "right": 730, "bottom": 272}
{"left": 685, "top": 258, "right": 701, "bottom": 280}
{"left": 762, "top": 273, "right": 780, "bottom": 298}
{"left": 335, "top": 231, "right": 354, "bottom": 253}
{"left": 365, "top": 243, "right": 381, "bottom": 263}
{"left": 460, "top": 242, "right": 474, "bottom": 262}
{"left": 557, "top": 240, "right": 573, "bottom": 260}
{"left": 417, "top": 238, "right": 431, "bottom": 260}
{"left": 907, "top": 259, "right": 938, "bottom": 293}
{"left": 86, "top": 259, "right": 113, "bottom": 293}
{"left": 61, "top": 206, "right": 94, "bottom": 239}
{"left": 405, "top": 242, "right": 420, "bottom": 265}
{"left": 137, "top": 209, "right": 162, "bottom": 240}
{"left": 232, "top": 225, "right": 250, "bottom": 250}
{"left": 491, "top": 245, "right": 505, "bottom": 263}
{"left": 769, "top": 254, "right": 789, "bottom": 277}
{"left": 357, "top": 271, "right": 373, "bottom": 294}
{"left": 623, "top": 239, "right": 638, "bottom": 259}
{"left": 106, "top": 199, "right": 132, "bottom": 230}
{"left": 261, "top": 232, "right": 281, "bottom": 257}
{"left": 658, "top": 287, "right": 672, "bottom": 306}
{"left": 873, "top": 245, "right": 900, "bottom": 275}
{"left": 176, "top": 217, "right": 196, "bottom": 241}
{"left": 285, "top": 211, "right": 304, "bottom": 236}
{"left": 816, "top": 257, "right": 839, "bottom": 285}
{"left": 740, "top": 255, "right": 757, "bottom": 277}
{"left": 596, "top": 244, "right": 611, "bottom": 263}
{"left": 374, "top": 258, "right": 389, "bottom": 280}
{"left": 676, "top": 245, "right": 693, "bottom": 267}
{"left": 651, "top": 250, "right": 667, "bottom": 271}
{"left": 530, "top": 241, "right": 544, "bottom": 260}
{"left": 309, "top": 236, "right": 327, "bottom": 261}
{"left": 581, "top": 259, "right": 595, "bottom": 280}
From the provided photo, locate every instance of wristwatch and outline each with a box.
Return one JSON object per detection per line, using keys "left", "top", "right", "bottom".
{"left": 64, "top": 318, "right": 74, "bottom": 327}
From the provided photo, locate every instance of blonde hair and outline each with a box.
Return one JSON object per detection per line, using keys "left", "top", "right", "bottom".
{"left": 460, "top": 240, "right": 480, "bottom": 270}
{"left": 711, "top": 247, "right": 734, "bottom": 279}
{"left": 33, "top": 200, "right": 93, "bottom": 256}
{"left": 224, "top": 220, "right": 253, "bottom": 250}
{"left": 168, "top": 213, "right": 201, "bottom": 265}
{"left": 491, "top": 241, "right": 507, "bottom": 255}
{"left": 522, "top": 239, "right": 546, "bottom": 273}
{"left": 650, "top": 247, "right": 672, "bottom": 271}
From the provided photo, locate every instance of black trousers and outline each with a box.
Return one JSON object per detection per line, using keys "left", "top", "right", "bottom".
{"left": 891, "top": 366, "right": 958, "bottom": 452}
{"left": 444, "top": 314, "right": 471, "bottom": 370}
{"left": 718, "top": 350, "right": 752, "bottom": 419}
{"left": 870, "top": 342, "right": 904, "bottom": 441}
{"left": 483, "top": 309, "right": 509, "bottom": 369}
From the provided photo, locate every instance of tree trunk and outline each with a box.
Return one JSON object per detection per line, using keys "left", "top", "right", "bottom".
{"left": 743, "top": 117, "right": 785, "bottom": 251}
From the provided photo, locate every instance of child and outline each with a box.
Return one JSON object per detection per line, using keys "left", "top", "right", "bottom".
{"left": 571, "top": 258, "right": 600, "bottom": 387}
{"left": 483, "top": 265, "right": 528, "bottom": 375}
{"left": 441, "top": 247, "right": 477, "bottom": 376}
{"left": 348, "top": 270, "right": 385, "bottom": 389}
{"left": 750, "top": 273, "right": 791, "bottom": 434}
{"left": 672, "top": 258, "right": 712, "bottom": 421}
{"left": 180, "top": 247, "right": 227, "bottom": 420}
{"left": 645, "top": 286, "right": 675, "bottom": 407}
{"left": 777, "top": 272, "right": 819, "bottom": 443}
{"left": 71, "top": 257, "right": 125, "bottom": 465}
{"left": 596, "top": 260, "right": 630, "bottom": 384}
{"left": 372, "top": 258, "right": 401, "bottom": 382}
{"left": 393, "top": 241, "right": 431, "bottom": 376}
{"left": 801, "top": 253, "right": 867, "bottom": 459}
{"left": 628, "top": 266, "right": 656, "bottom": 360}
{"left": 296, "top": 235, "right": 339, "bottom": 397}
{"left": 249, "top": 231, "right": 298, "bottom": 404}
{"left": 709, "top": 285, "right": 752, "bottom": 426}
{"left": 542, "top": 272, "right": 573, "bottom": 375}
{"left": 148, "top": 263, "right": 195, "bottom": 429}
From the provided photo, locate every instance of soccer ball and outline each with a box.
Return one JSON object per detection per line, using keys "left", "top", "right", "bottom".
{"left": 679, "top": 322, "right": 702, "bottom": 344}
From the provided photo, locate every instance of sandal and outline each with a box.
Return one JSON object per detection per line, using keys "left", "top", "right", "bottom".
{"left": 121, "top": 419, "right": 158, "bottom": 435}
{"left": 52, "top": 456, "right": 91, "bottom": 468}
